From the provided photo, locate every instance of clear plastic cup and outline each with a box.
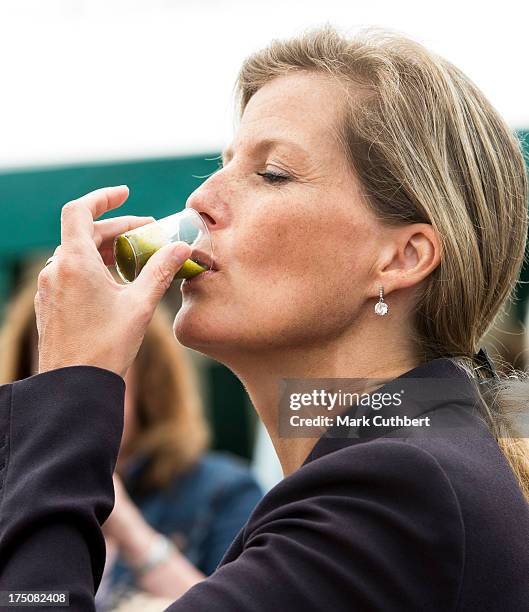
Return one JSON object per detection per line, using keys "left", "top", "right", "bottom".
{"left": 113, "top": 208, "right": 213, "bottom": 283}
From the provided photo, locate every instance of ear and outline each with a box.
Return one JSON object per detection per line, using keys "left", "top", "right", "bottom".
{"left": 371, "top": 223, "right": 441, "bottom": 297}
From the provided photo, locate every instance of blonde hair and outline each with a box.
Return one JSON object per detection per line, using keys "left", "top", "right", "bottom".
{"left": 0, "top": 259, "right": 210, "bottom": 491}
{"left": 237, "top": 26, "right": 529, "bottom": 499}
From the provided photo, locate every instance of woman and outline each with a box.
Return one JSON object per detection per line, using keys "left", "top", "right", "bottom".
{"left": 1, "top": 26, "right": 529, "bottom": 610}
{"left": 0, "top": 267, "right": 262, "bottom": 606}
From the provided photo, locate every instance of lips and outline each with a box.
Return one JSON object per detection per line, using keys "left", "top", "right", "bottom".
{"left": 191, "top": 248, "right": 217, "bottom": 271}
{"left": 181, "top": 266, "right": 217, "bottom": 287}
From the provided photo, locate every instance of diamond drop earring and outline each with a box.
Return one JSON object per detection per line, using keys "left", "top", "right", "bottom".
{"left": 374, "top": 286, "right": 389, "bottom": 316}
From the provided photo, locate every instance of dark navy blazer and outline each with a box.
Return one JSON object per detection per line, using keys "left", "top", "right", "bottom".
{"left": 0, "top": 357, "right": 528, "bottom": 610}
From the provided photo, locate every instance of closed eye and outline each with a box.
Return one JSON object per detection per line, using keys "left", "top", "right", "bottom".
{"left": 256, "top": 171, "right": 290, "bottom": 184}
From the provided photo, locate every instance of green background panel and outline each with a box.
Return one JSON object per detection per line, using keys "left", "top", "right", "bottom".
{"left": 0, "top": 154, "right": 219, "bottom": 256}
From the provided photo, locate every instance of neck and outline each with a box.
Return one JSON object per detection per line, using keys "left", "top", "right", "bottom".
{"left": 222, "top": 321, "right": 419, "bottom": 477}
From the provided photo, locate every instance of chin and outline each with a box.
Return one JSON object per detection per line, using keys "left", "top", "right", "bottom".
{"left": 173, "top": 306, "right": 254, "bottom": 367}
{"left": 172, "top": 303, "right": 225, "bottom": 353}
{"left": 173, "top": 308, "right": 205, "bottom": 348}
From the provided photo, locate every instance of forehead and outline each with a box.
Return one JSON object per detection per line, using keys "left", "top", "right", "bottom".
{"left": 233, "top": 72, "right": 346, "bottom": 156}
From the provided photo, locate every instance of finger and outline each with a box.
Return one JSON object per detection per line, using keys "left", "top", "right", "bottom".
{"left": 101, "top": 245, "right": 137, "bottom": 268}
{"left": 100, "top": 246, "right": 116, "bottom": 267}
{"left": 93, "top": 215, "right": 155, "bottom": 250}
{"left": 98, "top": 216, "right": 154, "bottom": 266}
{"left": 132, "top": 241, "right": 192, "bottom": 312}
{"left": 61, "top": 185, "right": 129, "bottom": 247}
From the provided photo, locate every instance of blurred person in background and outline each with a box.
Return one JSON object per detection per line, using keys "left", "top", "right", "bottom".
{"left": 0, "top": 263, "right": 263, "bottom": 609}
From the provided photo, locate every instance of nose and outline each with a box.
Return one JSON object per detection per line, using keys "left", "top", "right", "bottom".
{"left": 186, "top": 177, "right": 229, "bottom": 231}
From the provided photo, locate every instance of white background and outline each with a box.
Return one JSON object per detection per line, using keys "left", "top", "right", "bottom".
{"left": 0, "top": 0, "right": 527, "bottom": 169}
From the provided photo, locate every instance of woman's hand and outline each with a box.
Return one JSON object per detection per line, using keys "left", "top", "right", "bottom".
{"left": 35, "top": 186, "right": 192, "bottom": 378}
{"left": 104, "top": 474, "right": 205, "bottom": 598}
{"left": 102, "top": 474, "right": 150, "bottom": 548}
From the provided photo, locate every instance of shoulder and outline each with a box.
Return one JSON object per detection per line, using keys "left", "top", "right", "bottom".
{"left": 269, "top": 430, "right": 524, "bottom": 532}
{"left": 229, "top": 439, "right": 465, "bottom": 610}
{"left": 255, "top": 438, "right": 462, "bottom": 519}
{"left": 286, "top": 402, "right": 527, "bottom": 524}
{"left": 243, "top": 438, "right": 465, "bottom": 561}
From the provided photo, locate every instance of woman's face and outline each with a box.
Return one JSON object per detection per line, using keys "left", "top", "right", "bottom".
{"left": 174, "top": 71, "right": 384, "bottom": 357}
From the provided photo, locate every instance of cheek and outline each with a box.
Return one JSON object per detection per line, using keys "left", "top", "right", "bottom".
{"left": 236, "top": 197, "right": 374, "bottom": 296}
{"left": 227, "top": 197, "right": 376, "bottom": 335}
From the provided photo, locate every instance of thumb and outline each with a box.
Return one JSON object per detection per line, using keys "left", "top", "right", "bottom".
{"left": 132, "top": 241, "right": 192, "bottom": 310}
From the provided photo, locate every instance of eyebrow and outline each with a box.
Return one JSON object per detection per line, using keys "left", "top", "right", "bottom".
{"left": 221, "top": 137, "right": 311, "bottom": 165}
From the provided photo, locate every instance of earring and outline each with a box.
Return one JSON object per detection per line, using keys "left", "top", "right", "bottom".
{"left": 374, "top": 286, "right": 389, "bottom": 316}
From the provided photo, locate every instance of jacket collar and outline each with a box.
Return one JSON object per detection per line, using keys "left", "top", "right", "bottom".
{"left": 301, "top": 356, "right": 485, "bottom": 466}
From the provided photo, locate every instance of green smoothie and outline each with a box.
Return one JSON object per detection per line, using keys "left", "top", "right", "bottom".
{"left": 114, "top": 223, "right": 207, "bottom": 283}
